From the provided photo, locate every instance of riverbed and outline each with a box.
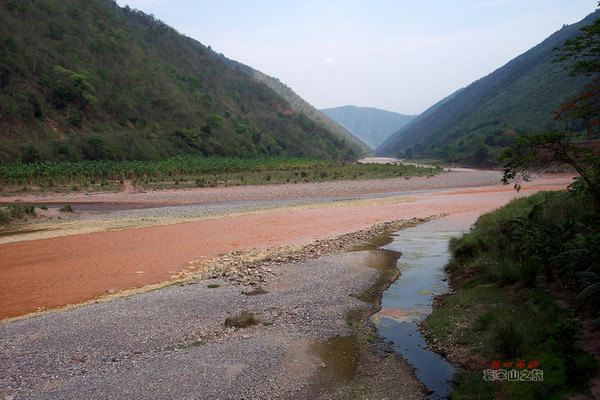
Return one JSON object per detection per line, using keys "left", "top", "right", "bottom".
{"left": 372, "top": 213, "right": 481, "bottom": 399}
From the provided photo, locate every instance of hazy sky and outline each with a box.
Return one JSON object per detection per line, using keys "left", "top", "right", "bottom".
{"left": 115, "top": 0, "right": 597, "bottom": 114}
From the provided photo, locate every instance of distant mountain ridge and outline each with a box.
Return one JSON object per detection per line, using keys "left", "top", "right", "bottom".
{"left": 217, "top": 59, "right": 370, "bottom": 153}
{"left": 376, "top": 10, "right": 598, "bottom": 164}
{"left": 320, "top": 105, "right": 416, "bottom": 149}
{"left": 0, "top": 0, "right": 367, "bottom": 162}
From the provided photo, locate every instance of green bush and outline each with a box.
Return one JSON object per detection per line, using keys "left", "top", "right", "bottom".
{"left": 0, "top": 203, "right": 36, "bottom": 225}
{"left": 8, "top": 203, "right": 35, "bottom": 219}
{"left": 67, "top": 110, "right": 84, "bottom": 127}
{"left": 21, "top": 145, "right": 43, "bottom": 163}
{"left": 450, "top": 191, "right": 598, "bottom": 290}
{"left": 60, "top": 204, "right": 73, "bottom": 212}
{"left": 0, "top": 209, "right": 10, "bottom": 225}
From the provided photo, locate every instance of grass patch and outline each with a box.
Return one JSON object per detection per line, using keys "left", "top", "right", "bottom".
{"left": 224, "top": 311, "right": 260, "bottom": 329}
{"left": 0, "top": 203, "right": 36, "bottom": 225}
{"left": 59, "top": 204, "right": 74, "bottom": 212}
{"left": 425, "top": 190, "right": 599, "bottom": 399}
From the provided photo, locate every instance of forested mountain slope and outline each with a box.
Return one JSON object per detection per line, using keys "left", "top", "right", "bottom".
{"left": 217, "top": 57, "right": 370, "bottom": 154}
{"left": 320, "top": 105, "right": 416, "bottom": 149}
{"left": 0, "top": 0, "right": 367, "bottom": 163}
{"left": 376, "top": 11, "right": 598, "bottom": 164}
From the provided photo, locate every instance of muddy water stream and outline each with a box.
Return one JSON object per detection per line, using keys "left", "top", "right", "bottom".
{"left": 373, "top": 213, "right": 478, "bottom": 399}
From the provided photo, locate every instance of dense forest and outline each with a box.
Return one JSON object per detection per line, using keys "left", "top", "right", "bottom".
{"left": 377, "top": 11, "right": 598, "bottom": 165}
{"left": 0, "top": 0, "right": 367, "bottom": 163}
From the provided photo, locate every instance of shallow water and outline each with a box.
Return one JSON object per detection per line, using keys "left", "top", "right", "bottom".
{"left": 373, "top": 214, "right": 478, "bottom": 400}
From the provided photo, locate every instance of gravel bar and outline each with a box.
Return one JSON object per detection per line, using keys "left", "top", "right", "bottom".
{"left": 1, "top": 241, "right": 425, "bottom": 399}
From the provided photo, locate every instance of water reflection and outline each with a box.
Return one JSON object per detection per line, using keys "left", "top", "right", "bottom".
{"left": 373, "top": 214, "right": 477, "bottom": 399}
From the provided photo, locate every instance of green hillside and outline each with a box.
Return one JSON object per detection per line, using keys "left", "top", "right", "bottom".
{"left": 320, "top": 105, "right": 416, "bottom": 149}
{"left": 376, "top": 11, "right": 597, "bottom": 164}
{"left": 217, "top": 57, "right": 370, "bottom": 153}
{"left": 0, "top": 0, "right": 367, "bottom": 163}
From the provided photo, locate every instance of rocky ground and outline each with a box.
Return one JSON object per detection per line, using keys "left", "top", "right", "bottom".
{"left": 1, "top": 220, "right": 427, "bottom": 400}
{"left": 1, "top": 168, "right": 501, "bottom": 207}
{"left": 0, "top": 169, "right": 503, "bottom": 245}
{"left": 179, "top": 218, "right": 431, "bottom": 287}
{"left": 0, "top": 174, "right": 572, "bottom": 320}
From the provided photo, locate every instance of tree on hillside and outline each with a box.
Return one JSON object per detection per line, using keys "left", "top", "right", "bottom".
{"left": 502, "top": 14, "right": 600, "bottom": 324}
{"left": 502, "top": 16, "right": 600, "bottom": 207}
{"left": 555, "top": 16, "right": 600, "bottom": 76}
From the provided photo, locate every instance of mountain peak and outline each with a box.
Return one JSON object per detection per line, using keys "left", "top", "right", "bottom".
{"left": 321, "top": 106, "right": 416, "bottom": 149}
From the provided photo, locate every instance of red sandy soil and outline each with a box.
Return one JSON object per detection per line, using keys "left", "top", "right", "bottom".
{"left": 0, "top": 175, "right": 571, "bottom": 320}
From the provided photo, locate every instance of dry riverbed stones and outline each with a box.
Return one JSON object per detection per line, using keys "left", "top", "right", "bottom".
{"left": 182, "top": 217, "right": 433, "bottom": 287}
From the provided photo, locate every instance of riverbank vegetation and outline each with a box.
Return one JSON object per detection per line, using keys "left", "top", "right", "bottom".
{"left": 425, "top": 17, "right": 600, "bottom": 398}
{"left": 425, "top": 191, "right": 599, "bottom": 399}
{"left": 0, "top": 203, "right": 36, "bottom": 225}
{"left": 0, "top": 156, "right": 441, "bottom": 192}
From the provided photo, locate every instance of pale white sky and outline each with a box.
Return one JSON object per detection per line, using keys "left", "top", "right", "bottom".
{"left": 116, "top": 0, "right": 597, "bottom": 114}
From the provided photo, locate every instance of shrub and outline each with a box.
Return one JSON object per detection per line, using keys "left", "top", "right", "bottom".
{"left": 449, "top": 235, "right": 479, "bottom": 262}
{"left": 0, "top": 203, "right": 35, "bottom": 225}
{"left": 60, "top": 204, "right": 74, "bottom": 212}
{"left": 67, "top": 110, "right": 84, "bottom": 127}
{"left": 0, "top": 209, "right": 10, "bottom": 225}
{"left": 0, "top": 62, "right": 9, "bottom": 87}
{"left": 83, "top": 137, "right": 111, "bottom": 160}
{"left": 224, "top": 311, "right": 259, "bottom": 328}
{"left": 519, "top": 257, "right": 541, "bottom": 288}
{"left": 21, "top": 144, "right": 43, "bottom": 163}
{"left": 8, "top": 203, "right": 35, "bottom": 219}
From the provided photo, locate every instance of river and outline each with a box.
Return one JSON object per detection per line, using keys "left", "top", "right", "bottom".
{"left": 372, "top": 213, "right": 480, "bottom": 399}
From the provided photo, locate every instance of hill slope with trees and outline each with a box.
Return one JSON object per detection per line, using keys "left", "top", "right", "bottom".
{"left": 0, "top": 0, "right": 367, "bottom": 163}
{"left": 320, "top": 105, "right": 416, "bottom": 149}
{"left": 217, "top": 57, "right": 370, "bottom": 154}
{"left": 376, "top": 11, "right": 598, "bottom": 164}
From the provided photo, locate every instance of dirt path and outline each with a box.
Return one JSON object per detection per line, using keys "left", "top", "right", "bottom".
{"left": 0, "top": 174, "right": 571, "bottom": 320}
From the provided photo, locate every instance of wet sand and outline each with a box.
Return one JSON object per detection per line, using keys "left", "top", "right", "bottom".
{"left": 0, "top": 173, "right": 571, "bottom": 320}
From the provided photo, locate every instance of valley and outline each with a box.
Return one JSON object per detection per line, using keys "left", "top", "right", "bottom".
{"left": 0, "top": 168, "right": 571, "bottom": 399}
{"left": 1, "top": 1, "right": 599, "bottom": 399}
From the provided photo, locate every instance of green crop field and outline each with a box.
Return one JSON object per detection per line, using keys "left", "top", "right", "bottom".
{"left": 0, "top": 156, "right": 441, "bottom": 193}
